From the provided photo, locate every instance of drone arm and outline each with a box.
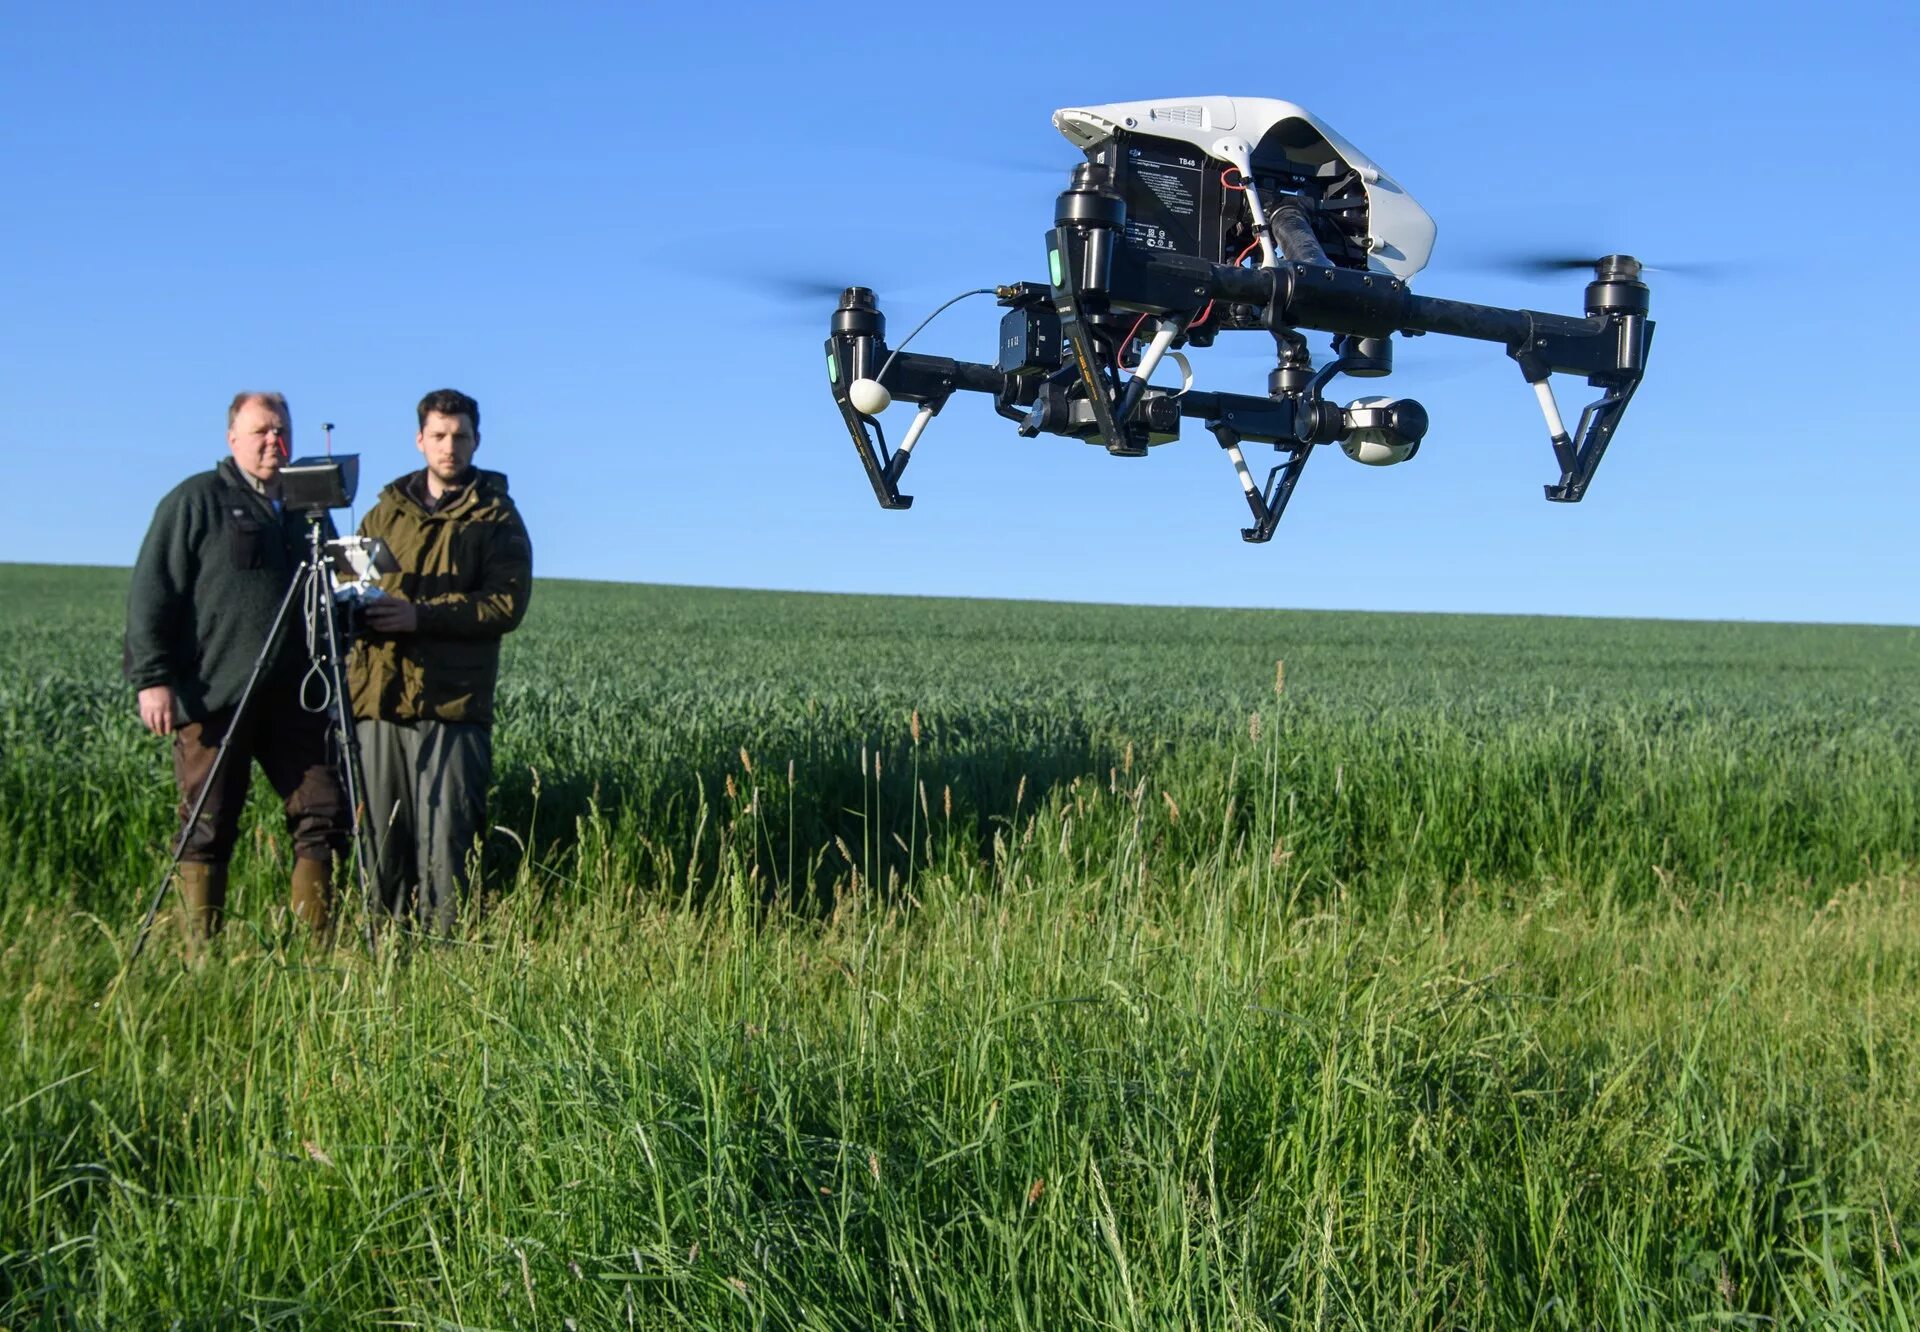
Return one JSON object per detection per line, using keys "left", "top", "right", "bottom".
{"left": 1398, "top": 290, "right": 1651, "bottom": 502}
{"left": 1116, "top": 249, "right": 1642, "bottom": 378}
{"left": 1400, "top": 293, "right": 1643, "bottom": 379}
{"left": 1162, "top": 257, "right": 1654, "bottom": 505}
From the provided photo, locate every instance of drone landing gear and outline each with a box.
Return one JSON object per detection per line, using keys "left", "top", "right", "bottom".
{"left": 1524, "top": 373, "right": 1641, "bottom": 504}
{"left": 1216, "top": 431, "right": 1311, "bottom": 544}
{"left": 848, "top": 398, "right": 947, "bottom": 511}
{"left": 1202, "top": 348, "right": 1373, "bottom": 544}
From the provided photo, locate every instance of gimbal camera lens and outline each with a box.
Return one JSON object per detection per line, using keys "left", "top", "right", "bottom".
{"left": 1340, "top": 396, "right": 1428, "bottom": 466}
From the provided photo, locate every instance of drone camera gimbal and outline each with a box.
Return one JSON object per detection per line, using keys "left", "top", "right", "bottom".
{"left": 825, "top": 97, "right": 1653, "bottom": 541}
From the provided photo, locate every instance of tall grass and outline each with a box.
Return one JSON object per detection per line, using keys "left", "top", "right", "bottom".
{"left": 1, "top": 564, "right": 1916, "bottom": 1327}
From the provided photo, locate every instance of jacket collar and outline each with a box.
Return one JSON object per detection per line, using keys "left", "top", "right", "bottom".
{"left": 387, "top": 467, "right": 509, "bottom": 518}
{"left": 216, "top": 458, "right": 284, "bottom": 521}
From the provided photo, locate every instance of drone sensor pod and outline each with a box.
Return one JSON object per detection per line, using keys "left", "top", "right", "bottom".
{"left": 849, "top": 378, "right": 892, "bottom": 415}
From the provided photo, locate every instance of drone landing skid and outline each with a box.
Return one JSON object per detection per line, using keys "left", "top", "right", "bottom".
{"left": 1214, "top": 431, "right": 1310, "bottom": 545}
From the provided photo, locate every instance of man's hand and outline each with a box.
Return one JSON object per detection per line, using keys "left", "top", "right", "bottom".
{"left": 138, "top": 685, "right": 176, "bottom": 736}
{"left": 363, "top": 596, "right": 420, "bottom": 634}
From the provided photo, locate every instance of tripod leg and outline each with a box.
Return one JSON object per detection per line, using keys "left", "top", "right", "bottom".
{"left": 315, "top": 576, "right": 382, "bottom": 960}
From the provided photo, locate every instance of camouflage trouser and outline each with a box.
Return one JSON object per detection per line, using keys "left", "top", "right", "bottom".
{"left": 172, "top": 702, "right": 349, "bottom": 864}
{"left": 355, "top": 718, "right": 492, "bottom": 935}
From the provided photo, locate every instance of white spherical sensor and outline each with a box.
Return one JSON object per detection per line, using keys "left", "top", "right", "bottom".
{"left": 849, "top": 378, "right": 892, "bottom": 415}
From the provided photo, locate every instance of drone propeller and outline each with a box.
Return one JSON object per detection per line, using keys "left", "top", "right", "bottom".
{"left": 726, "top": 267, "right": 925, "bottom": 324}
{"left": 760, "top": 275, "right": 867, "bottom": 304}
{"left": 1456, "top": 251, "right": 1736, "bottom": 282}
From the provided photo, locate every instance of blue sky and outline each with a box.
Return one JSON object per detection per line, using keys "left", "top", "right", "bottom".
{"left": 3, "top": 1, "right": 1915, "bottom": 624}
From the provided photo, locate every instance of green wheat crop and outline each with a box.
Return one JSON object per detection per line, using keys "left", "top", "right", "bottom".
{"left": 2, "top": 563, "right": 1915, "bottom": 1328}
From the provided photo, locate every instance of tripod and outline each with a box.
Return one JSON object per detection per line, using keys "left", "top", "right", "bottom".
{"left": 129, "top": 512, "right": 382, "bottom": 963}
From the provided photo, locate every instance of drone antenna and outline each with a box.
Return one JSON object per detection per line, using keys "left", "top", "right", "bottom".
{"left": 849, "top": 287, "right": 997, "bottom": 415}
{"left": 875, "top": 288, "right": 998, "bottom": 385}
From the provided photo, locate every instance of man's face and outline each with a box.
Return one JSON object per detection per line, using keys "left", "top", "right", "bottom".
{"left": 416, "top": 411, "right": 478, "bottom": 484}
{"left": 227, "top": 398, "right": 291, "bottom": 483}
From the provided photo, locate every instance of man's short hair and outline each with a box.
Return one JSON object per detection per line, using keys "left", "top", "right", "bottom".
{"left": 227, "top": 391, "right": 291, "bottom": 430}
{"left": 417, "top": 388, "right": 480, "bottom": 439}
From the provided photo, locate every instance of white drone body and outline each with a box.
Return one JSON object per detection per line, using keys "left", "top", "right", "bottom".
{"left": 1052, "top": 97, "right": 1436, "bottom": 281}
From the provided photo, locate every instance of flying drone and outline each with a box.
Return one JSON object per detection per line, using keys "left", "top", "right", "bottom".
{"left": 824, "top": 97, "right": 1653, "bottom": 541}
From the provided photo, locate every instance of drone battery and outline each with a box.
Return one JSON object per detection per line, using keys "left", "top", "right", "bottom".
{"left": 1103, "top": 135, "right": 1220, "bottom": 260}
{"left": 1094, "top": 131, "right": 1351, "bottom": 269}
{"left": 997, "top": 305, "right": 1061, "bottom": 376}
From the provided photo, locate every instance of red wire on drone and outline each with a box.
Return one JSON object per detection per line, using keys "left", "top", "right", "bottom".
{"left": 1192, "top": 240, "right": 1266, "bottom": 328}
{"left": 1116, "top": 311, "right": 1151, "bottom": 369}
{"left": 1122, "top": 234, "right": 1268, "bottom": 357}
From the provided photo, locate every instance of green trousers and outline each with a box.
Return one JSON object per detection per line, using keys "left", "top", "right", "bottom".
{"left": 356, "top": 718, "right": 491, "bottom": 934}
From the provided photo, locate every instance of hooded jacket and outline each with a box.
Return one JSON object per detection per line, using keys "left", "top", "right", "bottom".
{"left": 125, "top": 458, "right": 324, "bottom": 722}
{"left": 347, "top": 468, "right": 532, "bottom": 728}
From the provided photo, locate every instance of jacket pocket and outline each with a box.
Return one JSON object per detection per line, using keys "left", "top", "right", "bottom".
{"left": 229, "top": 511, "right": 267, "bottom": 570}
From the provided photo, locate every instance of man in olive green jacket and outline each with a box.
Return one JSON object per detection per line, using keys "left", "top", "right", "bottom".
{"left": 348, "top": 388, "right": 532, "bottom": 934}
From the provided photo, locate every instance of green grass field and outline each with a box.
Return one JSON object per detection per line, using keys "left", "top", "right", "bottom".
{"left": 3, "top": 562, "right": 1917, "bottom": 1328}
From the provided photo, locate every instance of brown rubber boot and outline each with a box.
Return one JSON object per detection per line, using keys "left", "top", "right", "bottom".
{"left": 176, "top": 862, "right": 227, "bottom": 948}
{"left": 289, "top": 857, "right": 335, "bottom": 939}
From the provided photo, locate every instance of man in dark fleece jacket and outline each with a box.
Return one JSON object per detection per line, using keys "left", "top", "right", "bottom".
{"left": 125, "top": 392, "right": 349, "bottom": 945}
